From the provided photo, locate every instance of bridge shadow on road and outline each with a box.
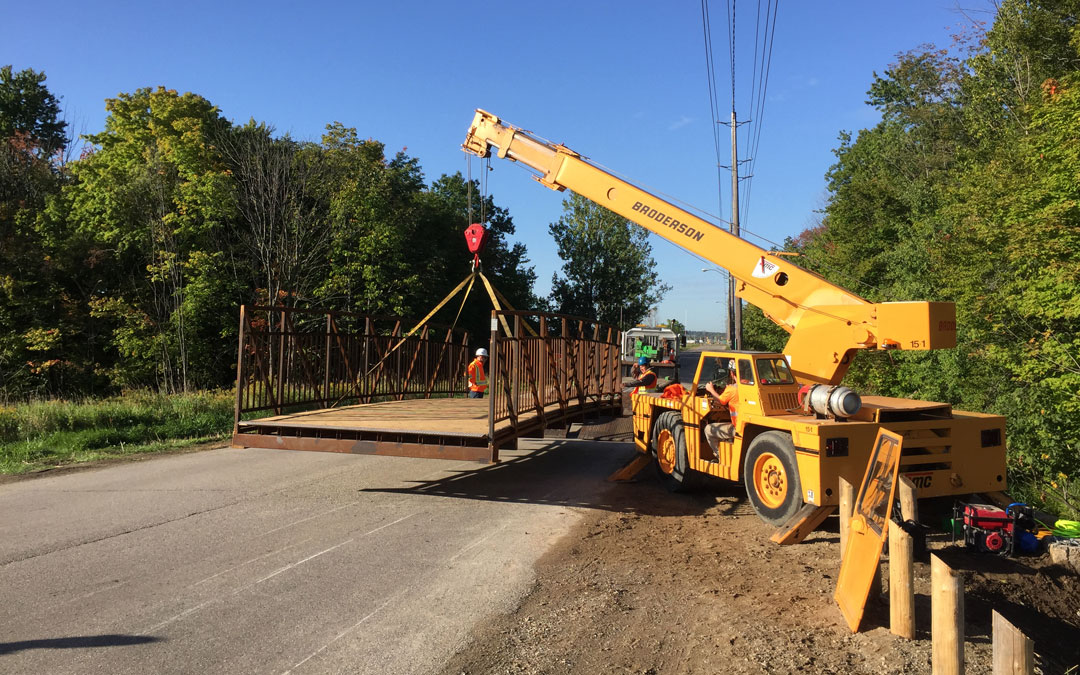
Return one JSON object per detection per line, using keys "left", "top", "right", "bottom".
{"left": 360, "top": 439, "right": 751, "bottom": 519}
{"left": 0, "top": 634, "right": 162, "bottom": 654}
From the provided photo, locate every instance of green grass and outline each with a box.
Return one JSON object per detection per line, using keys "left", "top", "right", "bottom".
{"left": 0, "top": 390, "right": 235, "bottom": 474}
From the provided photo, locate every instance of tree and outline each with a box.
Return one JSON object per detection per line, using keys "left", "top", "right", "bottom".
{"left": 216, "top": 120, "right": 331, "bottom": 310}
{"left": 0, "top": 65, "right": 66, "bottom": 158}
{"left": 66, "top": 87, "right": 237, "bottom": 392}
{"left": 548, "top": 194, "right": 669, "bottom": 329}
{"left": 315, "top": 123, "right": 435, "bottom": 316}
{"left": 802, "top": 2, "right": 1080, "bottom": 514}
{"left": 741, "top": 305, "right": 788, "bottom": 353}
{"left": 0, "top": 66, "right": 78, "bottom": 396}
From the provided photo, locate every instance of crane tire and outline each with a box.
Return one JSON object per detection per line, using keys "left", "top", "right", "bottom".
{"left": 743, "top": 430, "right": 803, "bottom": 526}
{"left": 652, "top": 410, "right": 697, "bottom": 492}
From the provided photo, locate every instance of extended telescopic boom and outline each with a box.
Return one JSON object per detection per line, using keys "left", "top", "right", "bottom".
{"left": 463, "top": 109, "right": 955, "bottom": 385}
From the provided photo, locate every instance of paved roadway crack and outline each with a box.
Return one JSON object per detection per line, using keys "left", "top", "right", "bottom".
{"left": 1, "top": 455, "right": 386, "bottom": 567}
{"left": 0, "top": 498, "right": 249, "bottom": 567}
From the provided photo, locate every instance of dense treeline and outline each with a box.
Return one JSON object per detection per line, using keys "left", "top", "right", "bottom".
{"left": 1, "top": 78, "right": 542, "bottom": 398}
{"left": 744, "top": 0, "right": 1080, "bottom": 515}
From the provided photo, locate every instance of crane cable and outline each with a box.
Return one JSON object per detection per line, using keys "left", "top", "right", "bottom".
{"left": 466, "top": 154, "right": 473, "bottom": 225}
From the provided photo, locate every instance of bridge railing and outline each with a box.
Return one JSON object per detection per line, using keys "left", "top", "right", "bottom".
{"left": 233, "top": 305, "right": 471, "bottom": 427}
{"left": 487, "top": 310, "right": 621, "bottom": 437}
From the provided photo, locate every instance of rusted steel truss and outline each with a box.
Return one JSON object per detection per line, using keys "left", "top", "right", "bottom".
{"left": 233, "top": 305, "right": 472, "bottom": 426}
{"left": 232, "top": 305, "right": 622, "bottom": 463}
{"left": 486, "top": 309, "right": 622, "bottom": 461}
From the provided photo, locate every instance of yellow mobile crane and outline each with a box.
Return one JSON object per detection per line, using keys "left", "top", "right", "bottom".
{"left": 463, "top": 109, "right": 1006, "bottom": 526}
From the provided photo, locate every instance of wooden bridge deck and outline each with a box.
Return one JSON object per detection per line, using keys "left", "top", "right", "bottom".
{"left": 232, "top": 305, "right": 623, "bottom": 464}
{"left": 232, "top": 396, "right": 621, "bottom": 463}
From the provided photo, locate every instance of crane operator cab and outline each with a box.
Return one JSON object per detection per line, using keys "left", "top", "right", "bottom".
{"left": 634, "top": 349, "right": 811, "bottom": 521}
{"left": 695, "top": 353, "right": 799, "bottom": 461}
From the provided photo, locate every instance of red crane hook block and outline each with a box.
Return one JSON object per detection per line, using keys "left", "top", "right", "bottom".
{"left": 464, "top": 223, "right": 489, "bottom": 267}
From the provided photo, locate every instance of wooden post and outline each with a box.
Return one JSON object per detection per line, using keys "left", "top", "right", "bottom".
{"left": 899, "top": 475, "right": 919, "bottom": 523}
{"left": 992, "top": 611, "right": 1034, "bottom": 675}
{"left": 839, "top": 476, "right": 854, "bottom": 559}
{"left": 889, "top": 519, "right": 915, "bottom": 639}
{"left": 931, "top": 554, "right": 964, "bottom": 675}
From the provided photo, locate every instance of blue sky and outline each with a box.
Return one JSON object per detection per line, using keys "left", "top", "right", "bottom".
{"left": 6, "top": 0, "right": 993, "bottom": 331}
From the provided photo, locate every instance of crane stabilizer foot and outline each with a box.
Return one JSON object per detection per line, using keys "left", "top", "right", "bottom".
{"left": 770, "top": 504, "right": 837, "bottom": 546}
{"left": 607, "top": 454, "right": 652, "bottom": 482}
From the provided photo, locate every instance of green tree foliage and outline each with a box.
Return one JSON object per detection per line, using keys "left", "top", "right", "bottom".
{"left": 1, "top": 79, "right": 541, "bottom": 398}
{"left": 548, "top": 193, "right": 669, "bottom": 330}
{"left": 0, "top": 66, "right": 77, "bottom": 396}
{"left": 741, "top": 304, "right": 788, "bottom": 353}
{"left": 666, "top": 318, "right": 685, "bottom": 336}
{"left": 0, "top": 65, "right": 67, "bottom": 157}
{"left": 310, "top": 124, "right": 536, "bottom": 340}
{"left": 65, "top": 87, "right": 238, "bottom": 392}
{"left": 792, "top": 0, "right": 1080, "bottom": 514}
{"left": 316, "top": 123, "right": 425, "bottom": 315}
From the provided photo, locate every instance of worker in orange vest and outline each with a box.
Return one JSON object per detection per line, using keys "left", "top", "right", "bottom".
{"left": 704, "top": 359, "right": 740, "bottom": 457}
{"left": 467, "top": 348, "right": 489, "bottom": 398}
{"left": 626, "top": 356, "right": 657, "bottom": 395}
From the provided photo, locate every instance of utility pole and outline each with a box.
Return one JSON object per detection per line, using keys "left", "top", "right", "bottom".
{"left": 729, "top": 109, "right": 743, "bottom": 350}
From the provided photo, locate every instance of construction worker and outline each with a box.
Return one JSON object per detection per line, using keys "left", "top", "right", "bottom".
{"left": 704, "top": 359, "right": 740, "bottom": 454}
{"left": 661, "top": 339, "right": 675, "bottom": 364}
{"left": 467, "top": 348, "right": 489, "bottom": 398}
{"left": 626, "top": 356, "right": 657, "bottom": 394}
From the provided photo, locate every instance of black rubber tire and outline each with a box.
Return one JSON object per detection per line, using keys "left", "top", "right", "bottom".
{"left": 652, "top": 410, "right": 697, "bottom": 492}
{"left": 742, "top": 430, "right": 804, "bottom": 526}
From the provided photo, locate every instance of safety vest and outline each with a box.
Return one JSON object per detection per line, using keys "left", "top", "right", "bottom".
{"left": 634, "top": 368, "right": 656, "bottom": 395}
{"left": 467, "top": 358, "right": 488, "bottom": 393}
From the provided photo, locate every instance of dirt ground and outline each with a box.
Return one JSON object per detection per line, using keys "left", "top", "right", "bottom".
{"left": 441, "top": 458, "right": 1080, "bottom": 675}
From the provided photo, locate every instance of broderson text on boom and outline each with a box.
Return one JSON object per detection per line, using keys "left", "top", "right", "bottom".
{"left": 631, "top": 201, "right": 705, "bottom": 242}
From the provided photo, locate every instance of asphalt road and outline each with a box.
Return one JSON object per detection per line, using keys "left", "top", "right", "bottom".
{"left": 0, "top": 439, "right": 633, "bottom": 674}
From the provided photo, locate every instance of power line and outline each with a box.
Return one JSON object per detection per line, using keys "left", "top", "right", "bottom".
{"left": 586, "top": 155, "right": 886, "bottom": 298}
{"left": 727, "top": 0, "right": 737, "bottom": 111}
{"left": 742, "top": 0, "right": 779, "bottom": 226}
{"left": 701, "top": 0, "right": 725, "bottom": 219}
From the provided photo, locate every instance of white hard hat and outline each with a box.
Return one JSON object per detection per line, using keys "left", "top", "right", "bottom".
{"left": 476, "top": 348, "right": 488, "bottom": 357}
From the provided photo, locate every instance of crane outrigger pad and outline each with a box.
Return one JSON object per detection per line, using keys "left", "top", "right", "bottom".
{"left": 834, "top": 428, "right": 905, "bottom": 633}
{"left": 770, "top": 504, "right": 837, "bottom": 546}
{"left": 606, "top": 453, "right": 653, "bottom": 482}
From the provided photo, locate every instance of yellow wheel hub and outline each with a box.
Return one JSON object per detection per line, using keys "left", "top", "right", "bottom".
{"left": 657, "top": 429, "right": 676, "bottom": 475}
{"left": 753, "top": 452, "right": 788, "bottom": 509}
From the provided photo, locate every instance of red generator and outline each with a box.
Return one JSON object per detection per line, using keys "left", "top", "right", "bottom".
{"left": 954, "top": 502, "right": 1036, "bottom": 556}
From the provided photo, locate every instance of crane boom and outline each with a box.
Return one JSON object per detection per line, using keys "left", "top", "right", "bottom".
{"left": 463, "top": 109, "right": 956, "bottom": 385}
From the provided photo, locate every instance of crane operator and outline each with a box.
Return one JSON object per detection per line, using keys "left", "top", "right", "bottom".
{"left": 704, "top": 359, "right": 740, "bottom": 455}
